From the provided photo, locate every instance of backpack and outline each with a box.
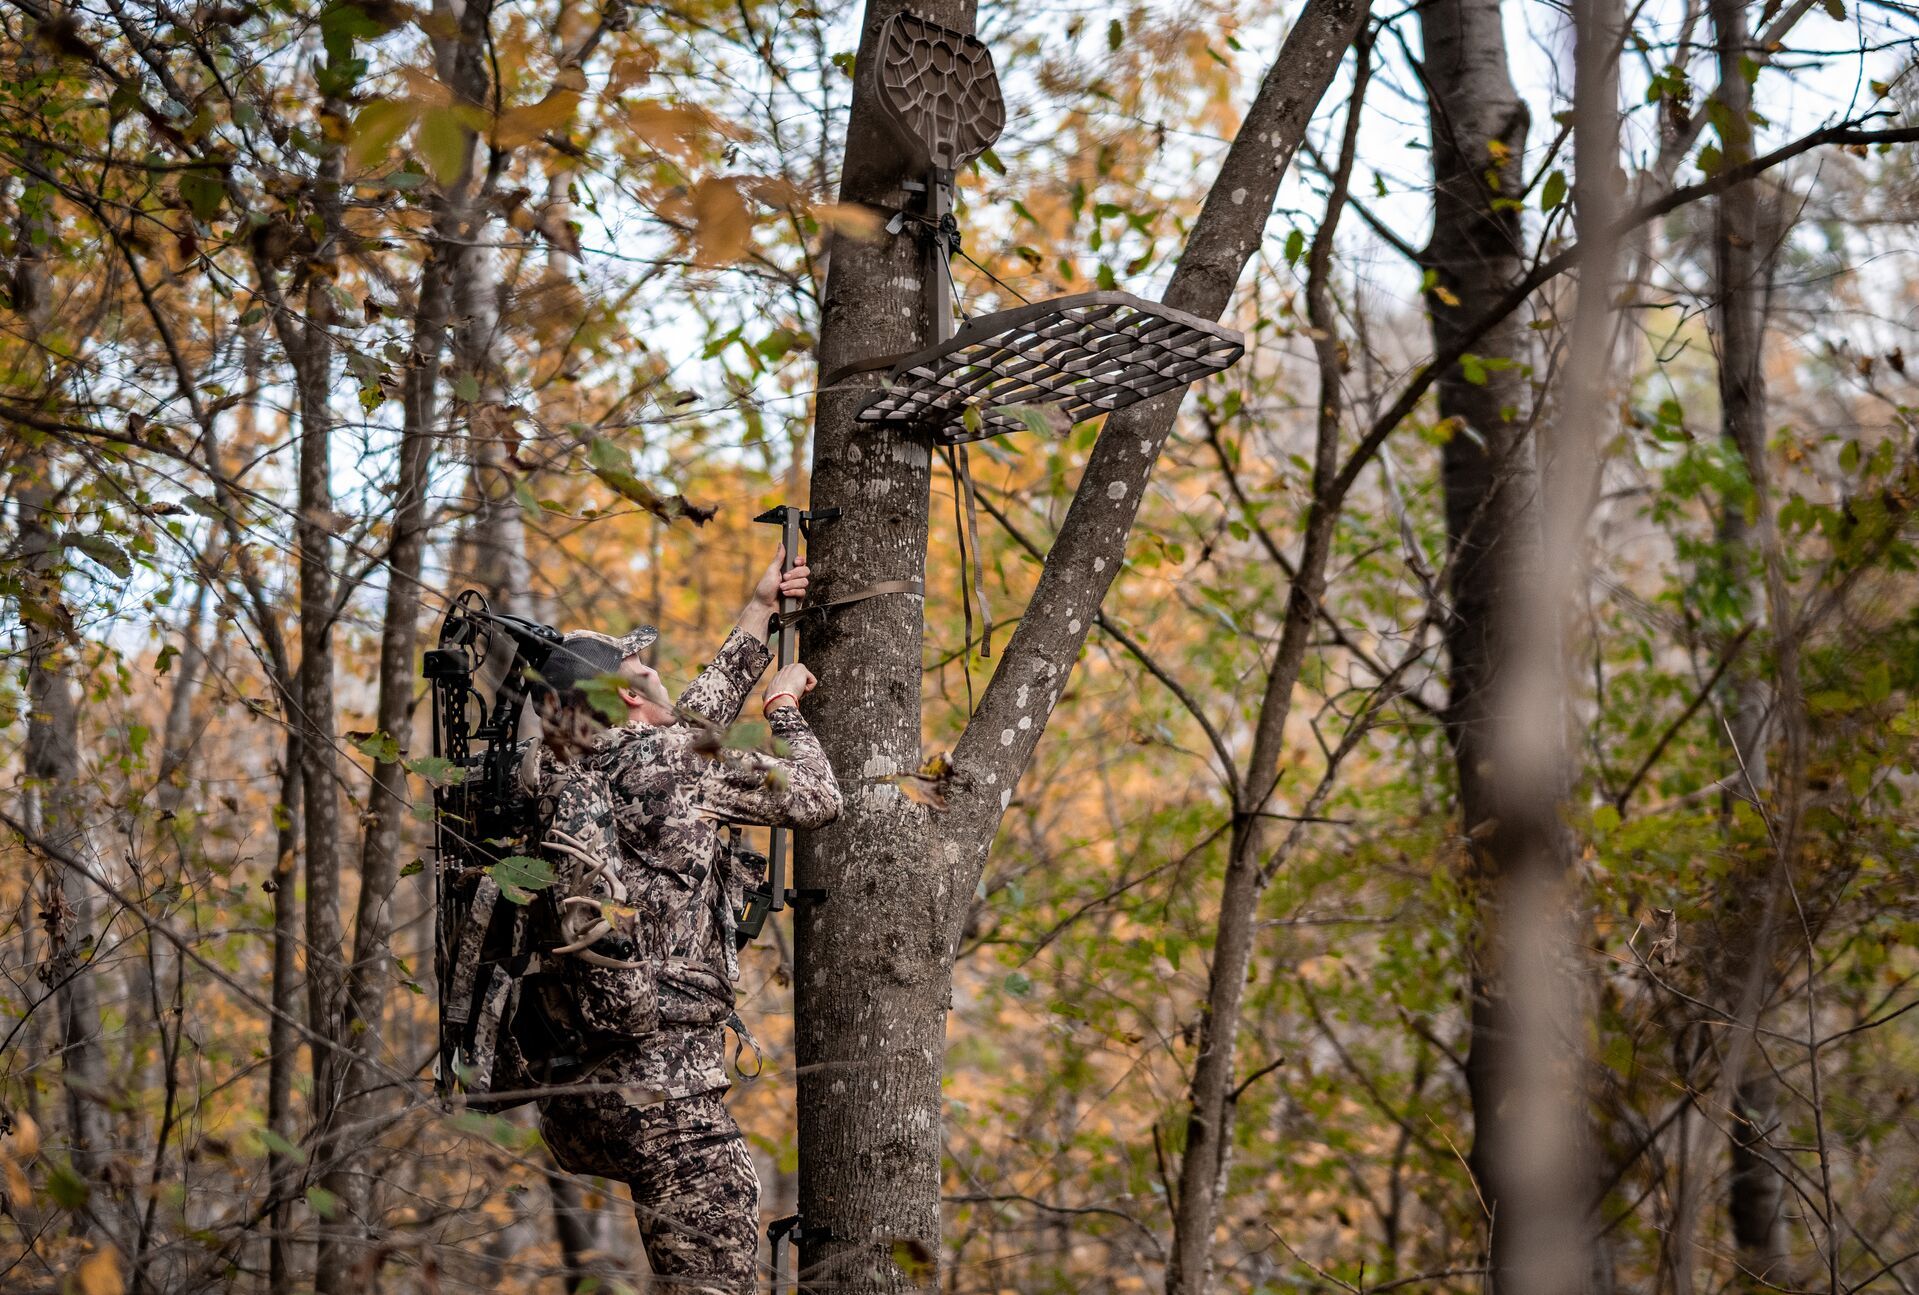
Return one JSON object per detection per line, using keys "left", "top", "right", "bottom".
{"left": 425, "top": 592, "right": 639, "bottom": 1110}
{"left": 425, "top": 592, "right": 769, "bottom": 1109}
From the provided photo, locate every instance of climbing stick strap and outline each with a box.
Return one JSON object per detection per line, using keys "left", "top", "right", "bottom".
{"left": 773, "top": 579, "right": 924, "bottom": 632}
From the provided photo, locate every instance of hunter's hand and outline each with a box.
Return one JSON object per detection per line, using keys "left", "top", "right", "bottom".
{"left": 762, "top": 663, "right": 817, "bottom": 715}
{"left": 752, "top": 547, "right": 810, "bottom": 610}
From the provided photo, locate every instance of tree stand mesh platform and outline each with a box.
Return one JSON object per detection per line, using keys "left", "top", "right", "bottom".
{"left": 855, "top": 290, "right": 1247, "bottom": 445}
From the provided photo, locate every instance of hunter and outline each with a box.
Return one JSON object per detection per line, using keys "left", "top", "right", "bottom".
{"left": 527, "top": 550, "right": 841, "bottom": 1292}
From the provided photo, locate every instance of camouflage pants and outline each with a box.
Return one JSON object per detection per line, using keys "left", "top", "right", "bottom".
{"left": 541, "top": 1090, "right": 761, "bottom": 1294}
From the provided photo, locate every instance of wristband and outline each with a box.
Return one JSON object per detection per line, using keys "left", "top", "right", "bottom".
{"left": 763, "top": 691, "right": 800, "bottom": 714}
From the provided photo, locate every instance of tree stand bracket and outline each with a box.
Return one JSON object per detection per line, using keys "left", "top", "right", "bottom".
{"left": 857, "top": 11, "right": 1247, "bottom": 445}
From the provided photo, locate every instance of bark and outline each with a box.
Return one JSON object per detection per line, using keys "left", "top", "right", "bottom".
{"left": 1417, "top": 0, "right": 1550, "bottom": 1284}
{"left": 795, "top": 2, "right": 1368, "bottom": 1287}
{"left": 19, "top": 460, "right": 116, "bottom": 1223}
{"left": 792, "top": 0, "right": 968, "bottom": 1281}
{"left": 275, "top": 81, "right": 349, "bottom": 1281}
{"left": 322, "top": 7, "right": 487, "bottom": 1278}
{"left": 1481, "top": 2, "right": 1622, "bottom": 1290}
{"left": 267, "top": 727, "right": 306, "bottom": 1295}
{"left": 1706, "top": 1, "right": 1792, "bottom": 1285}
{"left": 12, "top": 145, "right": 114, "bottom": 1235}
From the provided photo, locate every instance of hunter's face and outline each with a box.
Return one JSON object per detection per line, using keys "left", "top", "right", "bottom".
{"left": 617, "top": 654, "right": 674, "bottom": 723}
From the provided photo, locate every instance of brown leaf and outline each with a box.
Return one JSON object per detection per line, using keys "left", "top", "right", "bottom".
{"left": 687, "top": 178, "right": 752, "bottom": 267}
{"left": 626, "top": 101, "right": 715, "bottom": 157}
{"left": 494, "top": 89, "right": 582, "bottom": 149}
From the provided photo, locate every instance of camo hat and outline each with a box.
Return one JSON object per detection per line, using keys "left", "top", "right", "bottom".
{"left": 536, "top": 626, "right": 658, "bottom": 693}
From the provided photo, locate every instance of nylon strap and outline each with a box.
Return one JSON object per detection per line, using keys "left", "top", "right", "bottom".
{"left": 819, "top": 353, "right": 911, "bottom": 389}
{"left": 773, "top": 579, "right": 924, "bottom": 631}
{"left": 954, "top": 443, "right": 993, "bottom": 658}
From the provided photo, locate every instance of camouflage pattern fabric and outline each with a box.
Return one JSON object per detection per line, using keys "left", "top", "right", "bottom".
{"left": 522, "top": 746, "right": 661, "bottom": 1037}
{"left": 540, "top": 1089, "right": 760, "bottom": 1294}
{"left": 572, "top": 627, "right": 843, "bottom": 1103}
{"left": 534, "top": 626, "right": 841, "bottom": 1291}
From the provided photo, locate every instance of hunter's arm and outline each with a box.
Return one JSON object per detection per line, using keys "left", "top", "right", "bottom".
{"left": 698, "top": 706, "right": 843, "bottom": 829}
{"left": 674, "top": 626, "right": 773, "bottom": 726}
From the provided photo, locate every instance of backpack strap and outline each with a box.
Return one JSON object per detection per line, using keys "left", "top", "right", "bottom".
{"left": 444, "top": 873, "right": 502, "bottom": 1026}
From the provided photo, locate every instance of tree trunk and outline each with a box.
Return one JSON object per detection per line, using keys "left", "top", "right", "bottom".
{"left": 1419, "top": 0, "right": 1543, "bottom": 1284}
{"left": 19, "top": 461, "right": 116, "bottom": 1227}
{"left": 791, "top": 1, "right": 960, "bottom": 1284}
{"left": 12, "top": 149, "right": 114, "bottom": 1236}
{"left": 268, "top": 726, "right": 306, "bottom": 1295}
{"left": 795, "top": 3, "right": 1368, "bottom": 1288}
{"left": 1166, "top": 38, "right": 1372, "bottom": 1292}
{"left": 1707, "top": 1, "right": 1791, "bottom": 1285}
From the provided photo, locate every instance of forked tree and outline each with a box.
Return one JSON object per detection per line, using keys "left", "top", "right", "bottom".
{"left": 791, "top": 0, "right": 1370, "bottom": 1285}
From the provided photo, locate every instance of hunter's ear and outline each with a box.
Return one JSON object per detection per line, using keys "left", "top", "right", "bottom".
{"left": 619, "top": 687, "right": 644, "bottom": 707}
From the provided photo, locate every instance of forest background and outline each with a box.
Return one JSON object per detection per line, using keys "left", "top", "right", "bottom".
{"left": 3, "top": 0, "right": 1918, "bottom": 1291}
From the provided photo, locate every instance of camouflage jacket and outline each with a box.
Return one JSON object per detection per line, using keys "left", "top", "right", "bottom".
{"left": 576, "top": 626, "right": 841, "bottom": 1105}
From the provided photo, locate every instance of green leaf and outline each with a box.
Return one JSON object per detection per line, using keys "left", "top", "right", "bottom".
{"left": 1459, "top": 353, "right": 1489, "bottom": 386}
{"left": 257, "top": 1127, "right": 306, "bottom": 1163}
{"left": 65, "top": 534, "right": 131, "bottom": 580}
{"left": 575, "top": 673, "right": 630, "bottom": 725}
{"left": 404, "top": 755, "right": 465, "bottom": 787}
{"left": 306, "top": 1185, "right": 340, "bottom": 1219}
{"left": 416, "top": 106, "right": 477, "bottom": 185}
{"left": 1000, "top": 404, "right": 1061, "bottom": 438}
{"left": 1697, "top": 143, "right": 1724, "bottom": 176}
{"left": 45, "top": 1160, "right": 90, "bottom": 1210}
{"left": 489, "top": 855, "right": 556, "bottom": 895}
{"left": 399, "top": 858, "right": 424, "bottom": 878}
{"left": 1284, "top": 228, "right": 1306, "bottom": 268}
{"left": 1095, "top": 262, "right": 1118, "bottom": 290}
{"left": 319, "top": 1, "right": 385, "bottom": 59}
{"left": 1591, "top": 804, "right": 1621, "bottom": 836}
{"left": 155, "top": 644, "right": 180, "bottom": 677}
{"left": 1540, "top": 169, "right": 1567, "bottom": 212}
{"left": 1106, "top": 17, "right": 1123, "bottom": 49}
{"left": 1004, "top": 971, "right": 1032, "bottom": 997}
{"left": 1821, "top": 0, "right": 1844, "bottom": 17}
{"left": 347, "top": 98, "right": 417, "bottom": 172}
{"left": 179, "top": 168, "right": 225, "bottom": 221}
{"left": 351, "top": 730, "right": 401, "bottom": 763}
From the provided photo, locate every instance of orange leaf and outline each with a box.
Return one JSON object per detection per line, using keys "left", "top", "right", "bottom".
{"left": 625, "top": 101, "right": 730, "bottom": 157}
{"left": 688, "top": 178, "right": 752, "bottom": 267}
{"left": 494, "top": 89, "right": 581, "bottom": 149}
{"left": 813, "top": 202, "right": 884, "bottom": 241}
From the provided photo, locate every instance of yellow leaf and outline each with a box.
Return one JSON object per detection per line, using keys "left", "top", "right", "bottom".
{"left": 627, "top": 101, "right": 714, "bottom": 157}
{"left": 2, "top": 1153, "right": 29, "bottom": 1205}
{"left": 394, "top": 65, "right": 453, "bottom": 107}
{"left": 415, "top": 106, "right": 484, "bottom": 184}
{"left": 346, "top": 98, "right": 418, "bottom": 172}
{"left": 687, "top": 178, "right": 752, "bottom": 267}
{"left": 813, "top": 203, "right": 884, "bottom": 241}
{"left": 1432, "top": 284, "right": 1460, "bottom": 307}
{"left": 494, "top": 89, "right": 581, "bottom": 149}
{"left": 73, "top": 1251, "right": 123, "bottom": 1295}
{"left": 9, "top": 1112, "right": 39, "bottom": 1159}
